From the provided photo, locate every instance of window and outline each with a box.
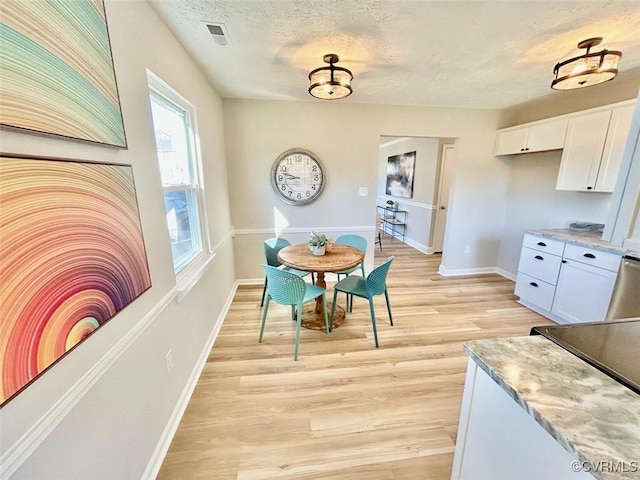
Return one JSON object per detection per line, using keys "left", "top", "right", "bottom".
{"left": 148, "top": 76, "right": 208, "bottom": 274}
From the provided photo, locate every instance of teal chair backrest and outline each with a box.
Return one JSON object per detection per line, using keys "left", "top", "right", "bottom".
{"left": 263, "top": 265, "right": 307, "bottom": 305}
{"left": 366, "top": 256, "right": 394, "bottom": 296}
{"left": 335, "top": 234, "right": 367, "bottom": 254}
{"left": 264, "top": 237, "right": 291, "bottom": 267}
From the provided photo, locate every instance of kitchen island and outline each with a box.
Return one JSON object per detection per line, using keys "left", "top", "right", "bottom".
{"left": 451, "top": 335, "right": 640, "bottom": 480}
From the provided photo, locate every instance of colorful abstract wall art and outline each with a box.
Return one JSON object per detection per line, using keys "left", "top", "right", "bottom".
{"left": 0, "top": 155, "right": 151, "bottom": 405}
{"left": 0, "top": 0, "right": 127, "bottom": 147}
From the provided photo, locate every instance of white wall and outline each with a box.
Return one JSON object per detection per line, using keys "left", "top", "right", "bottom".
{"left": 0, "top": 1, "right": 234, "bottom": 478}
{"left": 224, "top": 100, "right": 508, "bottom": 279}
{"left": 378, "top": 136, "right": 440, "bottom": 252}
{"left": 496, "top": 150, "right": 612, "bottom": 276}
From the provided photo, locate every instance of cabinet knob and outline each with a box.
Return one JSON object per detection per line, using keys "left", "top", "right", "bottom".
{"left": 583, "top": 253, "right": 596, "bottom": 259}
{"left": 520, "top": 148, "right": 525, "bottom": 152}
{"left": 534, "top": 255, "right": 544, "bottom": 260}
{"left": 586, "top": 186, "right": 593, "bottom": 190}
{"left": 440, "top": 206, "right": 446, "bottom": 210}
{"left": 537, "top": 242, "right": 547, "bottom": 247}
{"left": 529, "top": 282, "right": 539, "bottom": 288}
{"left": 562, "top": 260, "right": 567, "bottom": 264}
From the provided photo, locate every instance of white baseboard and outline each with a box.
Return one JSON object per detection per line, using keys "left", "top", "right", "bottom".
{"left": 141, "top": 281, "right": 239, "bottom": 480}
{"left": 495, "top": 268, "right": 516, "bottom": 281}
{"left": 403, "top": 237, "right": 430, "bottom": 254}
{"left": 0, "top": 287, "right": 178, "bottom": 480}
{"left": 438, "top": 264, "right": 501, "bottom": 276}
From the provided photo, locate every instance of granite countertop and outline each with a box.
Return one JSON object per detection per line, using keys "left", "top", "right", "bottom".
{"left": 464, "top": 336, "right": 640, "bottom": 480}
{"left": 527, "top": 228, "right": 626, "bottom": 255}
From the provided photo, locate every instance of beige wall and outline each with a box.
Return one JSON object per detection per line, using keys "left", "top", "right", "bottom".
{"left": 502, "top": 67, "right": 640, "bottom": 127}
{"left": 224, "top": 100, "right": 508, "bottom": 278}
{"left": 1, "top": 1, "right": 235, "bottom": 478}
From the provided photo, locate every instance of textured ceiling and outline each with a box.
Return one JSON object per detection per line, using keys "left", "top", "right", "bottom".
{"left": 148, "top": 0, "right": 640, "bottom": 109}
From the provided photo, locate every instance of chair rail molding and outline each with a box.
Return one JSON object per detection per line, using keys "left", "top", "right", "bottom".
{"left": 233, "top": 226, "right": 375, "bottom": 236}
{"left": 376, "top": 196, "right": 436, "bottom": 210}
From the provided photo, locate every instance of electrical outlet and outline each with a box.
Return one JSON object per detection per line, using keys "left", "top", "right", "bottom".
{"left": 165, "top": 348, "right": 175, "bottom": 375}
{"left": 464, "top": 245, "right": 471, "bottom": 254}
{"left": 359, "top": 187, "right": 368, "bottom": 196}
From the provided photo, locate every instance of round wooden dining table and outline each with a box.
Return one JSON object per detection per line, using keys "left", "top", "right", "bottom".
{"left": 277, "top": 243, "right": 364, "bottom": 330}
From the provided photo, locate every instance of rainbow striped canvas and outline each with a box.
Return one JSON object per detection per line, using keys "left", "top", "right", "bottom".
{"left": 0, "top": 155, "right": 151, "bottom": 405}
{"left": 0, "top": 0, "right": 126, "bottom": 147}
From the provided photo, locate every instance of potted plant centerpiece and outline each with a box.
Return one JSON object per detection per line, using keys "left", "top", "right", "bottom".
{"left": 308, "top": 231, "right": 330, "bottom": 256}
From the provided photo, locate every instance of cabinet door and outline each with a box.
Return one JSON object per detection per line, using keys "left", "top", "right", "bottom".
{"left": 551, "top": 260, "right": 617, "bottom": 323}
{"left": 526, "top": 118, "right": 568, "bottom": 153}
{"left": 495, "top": 127, "right": 528, "bottom": 155}
{"left": 595, "top": 104, "right": 635, "bottom": 192}
{"left": 556, "top": 111, "right": 611, "bottom": 191}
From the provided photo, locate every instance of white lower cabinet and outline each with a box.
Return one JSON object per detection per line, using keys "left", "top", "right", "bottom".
{"left": 551, "top": 259, "right": 618, "bottom": 324}
{"left": 515, "top": 234, "right": 621, "bottom": 324}
{"left": 451, "top": 360, "right": 595, "bottom": 480}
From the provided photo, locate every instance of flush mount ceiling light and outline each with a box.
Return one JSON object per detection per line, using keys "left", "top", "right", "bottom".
{"left": 551, "top": 37, "right": 622, "bottom": 90}
{"left": 308, "top": 53, "right": 353, "bottom": 100}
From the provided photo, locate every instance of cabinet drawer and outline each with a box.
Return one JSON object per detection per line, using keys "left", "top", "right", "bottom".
{"left": 515, "top": 272, "right": 555, "bottom": 311}
{"left": 563, "top": 243, "right": 622, "bottom": 272}
{"left": 517, "top": 247, "right": 562, "bottom": 285}
{"left": 522, "top": 234, "right": 565, "bottom": 256}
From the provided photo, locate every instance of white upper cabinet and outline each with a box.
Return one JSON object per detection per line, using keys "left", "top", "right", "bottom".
{"left": 495, "top": 118, "right": 568, "bottom": 155}
{"left": 596, "top": 104, "right": 635, "bottom": 192}
{"left": 556, "top": 103, "right": 635, "bottom": 192}
{"left": 556, "top": 111, "right": 611, "bottom": 191}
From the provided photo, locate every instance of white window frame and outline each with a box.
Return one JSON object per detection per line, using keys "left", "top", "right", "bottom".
{"left": 147, "top": 71, "right": 212, "bottom": 292}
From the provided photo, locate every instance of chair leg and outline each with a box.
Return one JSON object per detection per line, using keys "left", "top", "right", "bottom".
{"left": 378, "top": 232, "right": 382, "bottom": 251}
{"left": 331, "top": 289, "right": 338, "bottom": 331}
{"left": 321, "top": 292, "right": 330, "bottom": 334}
{"left": 294, "top": 302, "right": 302, "bottom": 361}
{"left": 259, "top": 297, "right": 270, "bottom": 342}
{"left": 260, "top": 276, "right": 268, "bottom": 306}
{"left": 384, "top": 289, "right": 394, "bottom": 326}
{"left": 311, "top": 272, "right": 315, "bottom": 285}
{"left": 368, "top": 298, "right": 379, "bottom": 348}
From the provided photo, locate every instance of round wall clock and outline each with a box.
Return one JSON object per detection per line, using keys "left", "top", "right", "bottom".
{"left": 271, "top": 148, "right": 326, "bottom": 206}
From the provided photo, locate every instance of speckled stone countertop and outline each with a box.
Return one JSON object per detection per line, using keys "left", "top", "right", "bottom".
{"left": 464, "top": 336, "right": 640, "bottom": 480}
{"left": 527, "top": 228, "right": 626, "bottom": 255}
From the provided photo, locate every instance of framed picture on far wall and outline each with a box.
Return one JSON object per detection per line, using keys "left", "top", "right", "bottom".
{"left": 386, "top": 151, "right": 416, "bottom": 198}
{"left": 0, "top": 155, "right": 151, "bottom": 406}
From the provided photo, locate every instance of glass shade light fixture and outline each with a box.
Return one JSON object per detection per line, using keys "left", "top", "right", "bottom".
{"left": 308, "top": 53, "right": 353, "bottom": 100}
{"left": 551, "top": 37, "right": 622, "bottom": 90}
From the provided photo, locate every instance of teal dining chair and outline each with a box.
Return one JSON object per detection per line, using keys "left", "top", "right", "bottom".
{"left": 334, "top": 235, "right": 367, "bottom": 280}
{"left": 260, "top": 265, "right": 329, "bottom": 360}
{"left": 330, "top": 256, "right": 394, "bottom": 348}
{"left": 334, "top": 234, "right": 368, "bottom": 309}
{"left": 261, "top": 237, "right": 313, "bottom": 307}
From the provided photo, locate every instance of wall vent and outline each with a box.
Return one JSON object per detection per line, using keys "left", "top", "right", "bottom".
{"left": 205, "top": 22, "right": 231, "bottom": 46}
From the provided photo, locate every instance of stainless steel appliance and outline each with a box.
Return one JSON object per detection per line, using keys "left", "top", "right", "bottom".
{"left": 531, "top": 320, "right": 640, "bottom": 395}
{"left": 606, "top": 254, "right": 640, "bottom": 321}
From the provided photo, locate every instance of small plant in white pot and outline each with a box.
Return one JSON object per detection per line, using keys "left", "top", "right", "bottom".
{"left": 308, "top": 231, "right": 329, "bottom": 256}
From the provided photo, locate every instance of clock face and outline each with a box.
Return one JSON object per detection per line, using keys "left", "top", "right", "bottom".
{"left": 271, "top": 149, "right": 326, "bottom": 205}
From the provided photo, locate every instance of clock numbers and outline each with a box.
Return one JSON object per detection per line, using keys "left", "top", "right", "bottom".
{"left": 271, "top": 149, "right": 325, "bottom": 206}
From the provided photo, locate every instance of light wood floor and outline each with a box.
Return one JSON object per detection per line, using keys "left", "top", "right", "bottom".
{"left": 157, "top": 236, "right": 552, "bottom": 480}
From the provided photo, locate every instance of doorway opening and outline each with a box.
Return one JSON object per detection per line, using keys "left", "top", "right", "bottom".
{"left": 377, "top": 136, "right": 456, "bottom": 255}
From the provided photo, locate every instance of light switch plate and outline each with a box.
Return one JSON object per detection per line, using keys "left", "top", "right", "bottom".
{"left": 359, "top": 187, "right": 368, "bottom": 196}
